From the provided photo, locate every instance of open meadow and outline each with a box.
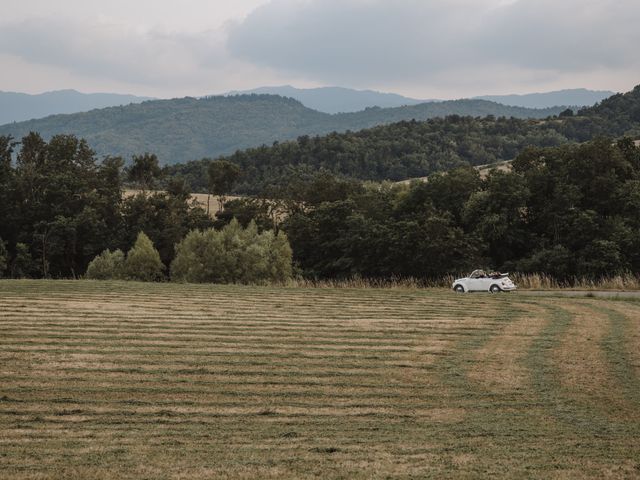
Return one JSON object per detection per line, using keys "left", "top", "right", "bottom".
{"left": 1, "top": 281, "right": 640, "bottom": 479}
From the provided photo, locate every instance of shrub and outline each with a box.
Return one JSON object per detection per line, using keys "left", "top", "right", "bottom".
{"left": 85, "top": 249, "right": 125, "bottom": 280}
{"left": 171, "top": 219, "right": 293, "bottom": 284}
{"left": 266, "top": 230, "right": 294, "bottom": 282}
{"left": 170, "top": 229, "right": 228, "bottom": 283}
{"left": 124, "top": 232, "right": 165, "bottom": 282}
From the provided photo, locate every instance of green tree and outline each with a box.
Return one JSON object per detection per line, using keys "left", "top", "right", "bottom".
{"left": 171, "top": 220, "right": 293, "bottom": 284}
{"left": 170, "top": 228, "right": 229, "bottom": 283}
{"left": 462, "top": 170, "right": 531, "bottom": 268}
{"left": 268, "top": 231, "right": 294, "bottom": 282}
{"left": 85, "top": 249, "right": 125, "bottom": 280}
{"left": 11, "top": 243, "right": 36, "bottom": 279}
{"left": 517, "top": 245, "right": 576, "bottom": 280}
{"left": 121, "top": 190, "right": 213, "bottom": 267}
{"left": 207, "top": 160, "right": 241, "bottom": 214}
{"left": 9, "top": 133, "right": 122, "bottom": 278}
{"left": 578, "top": 240, "right": 627, "bottom": 278}
{"left": 0, "top": 136, "right": 17, "bottom": 247}
{"left": 214, "top": 198, "right": 273, "bottom": 232}
{"left": 0, "top": 237, "right": 7, "bottom": 278}
{"left": 127, "top": 153, "right": 162, "bottom": 193}
{"left": 124, "top": 232, "right": 165, "bottom": 281}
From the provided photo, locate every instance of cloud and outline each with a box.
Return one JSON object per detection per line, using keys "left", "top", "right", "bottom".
{"left": 227, "top": 0, "right": 640, "bottom": 89}
{"left": 1, "top": 1, "right": 638, "bottom": 97}
{"left": 481, "top": 0, "right": 640, "bottom": 71}
{"left": 0, "top": 17, "right": 227, "bottom": 86}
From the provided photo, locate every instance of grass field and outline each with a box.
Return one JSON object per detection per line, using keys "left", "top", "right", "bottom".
{"left": 124, "top": 190, "right": 242, "bottom": 217}
{"left": 1, "top": 281, "right": 639, "bottom": 479}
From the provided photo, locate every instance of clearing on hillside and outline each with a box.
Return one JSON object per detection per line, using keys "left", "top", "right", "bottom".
{"left": 1, "top": 281, "right": 639, "bottom": 479}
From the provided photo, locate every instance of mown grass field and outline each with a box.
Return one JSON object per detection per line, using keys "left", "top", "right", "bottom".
{"left": 1, "top": 281, "right": 639, "bottom": 479}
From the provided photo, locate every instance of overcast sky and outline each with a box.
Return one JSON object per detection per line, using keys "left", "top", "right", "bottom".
{"left": 1, "top": 0, "right": 639, "bottom": 99}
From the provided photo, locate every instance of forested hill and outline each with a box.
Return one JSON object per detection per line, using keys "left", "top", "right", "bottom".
{"left": 0, "top": 94, "right": 566, "bottom": 164}
{"left": 166, "top": 85, "right": 640, "bottom": 194}
{"left": 578, "top": 84, "right": 640, "bottom": 134}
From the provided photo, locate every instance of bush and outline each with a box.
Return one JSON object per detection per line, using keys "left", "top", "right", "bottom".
{"left": 265, "top": 229, "right": 294, "bottom": 283}
{"left": 125, "top": 232, "right": 165, "bottom": 282}
{"left": 85, "top": 249, "right": 125, "bottom": 280}
{"left": 171, "top": 219, "right": 293, "bottom": 284}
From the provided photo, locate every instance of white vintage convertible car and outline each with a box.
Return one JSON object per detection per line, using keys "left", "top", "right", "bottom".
{"left": 452, "top": 270, "right": 517, "bottom": 293}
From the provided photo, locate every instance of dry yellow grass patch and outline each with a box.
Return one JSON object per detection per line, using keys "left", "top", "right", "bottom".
{"left": 553, "top": 302, "right": 632, "bottom": 416}
{"left": 124, "top": 189, "right": 242, "bottom": 217}
{"left": 468, "top": 304, "right": 548, "bottom": 392}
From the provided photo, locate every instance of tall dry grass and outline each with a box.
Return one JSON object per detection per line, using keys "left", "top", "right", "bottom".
{"left": 288, "top": 275, "right": 454, "bottom": 290}
{"left": 511, "top": 273, "right": 640, "bottom": 290}
{"left": 288, "top": 273, "right": 640, "bottom": 290}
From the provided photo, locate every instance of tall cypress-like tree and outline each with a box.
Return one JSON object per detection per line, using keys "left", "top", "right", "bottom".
{"left": 125, "top": 232, "right": 165, "bottom": 282}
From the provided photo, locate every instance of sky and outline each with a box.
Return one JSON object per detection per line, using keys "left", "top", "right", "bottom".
{"left": 1, "top": 0, "right": 639, "bottom": 99}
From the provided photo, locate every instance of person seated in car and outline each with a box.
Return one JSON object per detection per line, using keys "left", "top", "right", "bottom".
{"left": 470, "top": 270, "right": 487, "bottom": 279}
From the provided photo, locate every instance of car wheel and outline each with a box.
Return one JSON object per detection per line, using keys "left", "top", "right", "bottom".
{"left": 490, "top": 285, "right": 502, "bottom": 293}
{"left": 454, "top": 285, "right": 465, "bottom": 293}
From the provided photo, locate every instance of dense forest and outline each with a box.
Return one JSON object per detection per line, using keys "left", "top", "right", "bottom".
{"left": 1, "top": 132, "right": 639, "bottom": 282}
{"left": 0, "top": 94, "right": 567, "bottom": 164}
{"left": 166, "top": 85, "right": 640, "bottom": 193}
{"left": 0, "top": 134, "right": 213, "bottom": 279}
{"left": 270, "top": 138, "right": 640, "bottom": 280}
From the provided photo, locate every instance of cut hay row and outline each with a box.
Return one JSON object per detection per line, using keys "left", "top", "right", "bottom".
{"left": 1, "top": 281, "right": 639, "bottom": 479}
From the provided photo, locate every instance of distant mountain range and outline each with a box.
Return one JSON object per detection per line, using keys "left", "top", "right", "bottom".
{"left": 227, "top": 86, "right": 615, "bottom": 113}
{"left": 0, "top": 89, "right": 153, "bottom": 124}
{"left": 225, "top": 86, "right": 428, "bottom": 113}
{"left": 0, "top": 87, "right": 615, "bottom": 125}
{"left": 0, "top": 95, "right": 568, "bottom": 165}
{"left": 474, "top": 88, "right": 615, "bottom": 109}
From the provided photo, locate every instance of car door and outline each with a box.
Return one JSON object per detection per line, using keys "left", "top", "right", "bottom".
{"left": 467, "top": 277, "right": 484, "bottom": 291}
{"left": 478, "top": 277, "right": 493, "bottom": 291}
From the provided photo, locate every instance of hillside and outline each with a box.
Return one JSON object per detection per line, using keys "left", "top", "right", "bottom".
{"left": 475, "top": 88, "right": 615, "bottom": 109}
{"left": 166, "top": 85, "right": 640, "bottom": 193}
{"left": 0, "top": 94, "right": 566, "bottom": 164}
{"left": 167, "top": 115, "right": 569, "bottom": 193}
{"left": 578, "top": 85, "right": 640, "bottom": 135}
{"left": 0, "top": 89, "right": 153, "bottom": 124}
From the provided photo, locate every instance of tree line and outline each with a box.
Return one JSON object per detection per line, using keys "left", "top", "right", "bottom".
{"left": 0, "top": 133, "right": 290, "bottom": 282}
{"left": 1, "top": 132, "right": 640, "bottom": 283}
{"left": 261, "top": 138, "right": 639, "bottom": 281}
